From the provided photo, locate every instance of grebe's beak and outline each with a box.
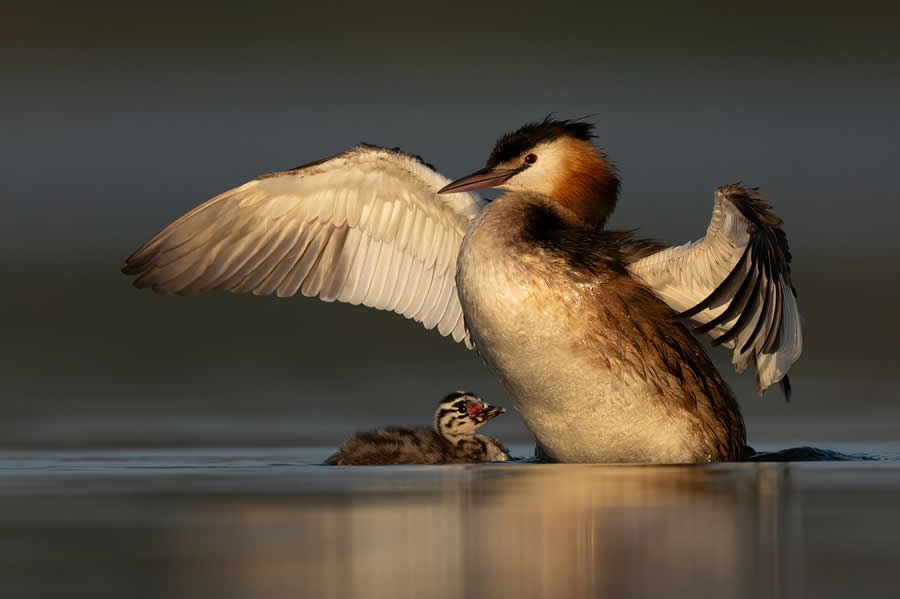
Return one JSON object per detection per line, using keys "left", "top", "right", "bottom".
{"left": 438, "top": 166, "right": 525, "bottom": 194}
{"left": 478, "top": 405, "right": 506, "bottom": 423}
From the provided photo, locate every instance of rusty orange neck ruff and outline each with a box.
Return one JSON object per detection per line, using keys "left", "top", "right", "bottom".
{"left": 551, "top": 138, "right": 620, "bottom": 229}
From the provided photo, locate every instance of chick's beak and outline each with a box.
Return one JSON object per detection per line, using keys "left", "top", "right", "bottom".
{"left": 438, "top": 166, "right": 524, "bottom": 194}
{"left": 479, "top": 405, "right": 506, "bottom": 423}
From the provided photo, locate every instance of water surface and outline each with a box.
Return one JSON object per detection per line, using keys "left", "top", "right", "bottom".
{"left": 2, "top": 446, "right": 898, "bottom": 598}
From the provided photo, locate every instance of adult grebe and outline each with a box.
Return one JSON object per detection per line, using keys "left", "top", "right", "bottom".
{"left": 123, "top": 118, "right": 801, "bottom": 463}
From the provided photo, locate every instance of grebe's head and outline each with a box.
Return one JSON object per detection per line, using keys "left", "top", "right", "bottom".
{"left": 438, "top": 117, "right": 620, "bottom": 228}
{"left": 434, "top": 391, "right": 505, "bottom": 438}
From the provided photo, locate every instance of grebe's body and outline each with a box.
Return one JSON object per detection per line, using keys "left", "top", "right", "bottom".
{"left": 123, "top": 118, "right": 802, "bottom": 463}
{"left": 326, "top": 392, "right": 509, "bottom": 465}
{"left": 458, "top": 194, "right": 743, "bottom": 462}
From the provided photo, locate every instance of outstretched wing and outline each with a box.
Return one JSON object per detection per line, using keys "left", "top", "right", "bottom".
{"left": 123, "top": 144, "right": 487, "bottom": 345}
{"left": 626, "top": 184, "right": 802, "bottom": 395}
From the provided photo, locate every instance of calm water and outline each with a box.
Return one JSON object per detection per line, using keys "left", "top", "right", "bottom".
{"left": 2, "top": 445, "right": 898, "bottom": 599}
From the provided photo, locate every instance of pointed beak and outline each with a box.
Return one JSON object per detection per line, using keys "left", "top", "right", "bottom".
{"left": 438, "top": 166, "right": 525, "bottom": 194}
{"left": 478, "top": 405, "right": 506, "bottom": 423}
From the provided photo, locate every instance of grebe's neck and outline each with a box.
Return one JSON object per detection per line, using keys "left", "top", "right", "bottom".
{"left": 551, "top": 138, "right": 619, "bottom": 229}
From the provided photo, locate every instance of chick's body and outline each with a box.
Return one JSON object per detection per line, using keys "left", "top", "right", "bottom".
{"left": 327, "top": 392, "right": 509, "bottom": 465}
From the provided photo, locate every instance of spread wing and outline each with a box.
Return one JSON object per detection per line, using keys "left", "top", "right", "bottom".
{"left": 626, "top": 184, "right": 802, "bottom": 395}
{"left": 123, "top": 144, "right": 487, "bottom": 345}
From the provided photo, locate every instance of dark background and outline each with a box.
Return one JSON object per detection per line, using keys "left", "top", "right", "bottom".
{"left": 3, "top": 1, "right": 898, "bottom": 448}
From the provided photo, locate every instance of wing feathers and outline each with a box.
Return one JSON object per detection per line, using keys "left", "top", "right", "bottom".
{"left": 692, "top": 259, "right": 755, "bottom": 336}
{"left": 397, "top": 256, "right": 425, "bottom": 317}
{"left": 234, "top": 223, "right": 300, "bottom": 293}
{"left": 712, "top": 259, "right": 764, "bottom": 348}
{"left": 253, "top": 224, "right": 309, "bottom": 296}
{"left": 740, "top": 259, "right": 772, "bottom": 354}
{"left": 124, "top": 145, "right": 486, "bottom": 347}
{"left": 386, "top": 251, "right": 414, "bottom": 312}
{"left": 763, "top": 279, "right": 783, "bottom": 353}
{"left": 681, "top": 244, "right": 752, "bottom": 321}
{"left": 302, "top": 225, "right": 347, "bottom": 299}
{"left": 282, "top": 222, "right": 330, "bottom": 298}
{"left": 365, "top": 241, "right": 393, "bottom": 309}
{"left": 627, "top": 184, "right": 802, "bottom": 394}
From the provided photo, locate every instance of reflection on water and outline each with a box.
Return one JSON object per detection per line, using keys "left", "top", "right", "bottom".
{"left": 1, "top": 448, "right": 898, "bottom": 598}
{"left": 245, "top": 465, "right": 789, "bottom": 598}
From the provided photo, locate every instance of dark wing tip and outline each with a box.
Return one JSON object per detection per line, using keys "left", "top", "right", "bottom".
{"left": 122, "top": 245, "right": 158, "bottom": 280}
{"left": 702, "top": 184, "right": 796, "bottom": 354}
{"left": 692, "top": 257, "right": 758, "bottom": 335}
{"left": 718, "top": 183, "right": 793, "bottom": 271}
{"left": 678, "top": 244, "right": 752, "bottom": 320}
{"left": 781, "top": 375, "right": 792, "bottom": 402}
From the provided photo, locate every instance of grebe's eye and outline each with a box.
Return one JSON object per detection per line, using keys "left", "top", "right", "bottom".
{"left": 524, "top": 153, "right": 537, "bottom": 164}
{"left": 458, "top": 404, "right": 468, "bottom": 414}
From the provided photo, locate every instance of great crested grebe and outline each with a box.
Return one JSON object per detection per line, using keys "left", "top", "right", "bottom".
{"left": 326, "top": 392, "right": 509, "bottom": 465}
{"left": 123, "top": 117, "right": 802, "bottom": 463}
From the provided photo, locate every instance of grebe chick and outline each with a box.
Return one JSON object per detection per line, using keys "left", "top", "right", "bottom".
{"left": 326, "top": 392, "right": 510, "bottom": 465}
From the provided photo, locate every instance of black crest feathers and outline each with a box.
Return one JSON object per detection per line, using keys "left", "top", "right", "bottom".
{"left": 486, "top": 117, "right": 596, "bottom": 167}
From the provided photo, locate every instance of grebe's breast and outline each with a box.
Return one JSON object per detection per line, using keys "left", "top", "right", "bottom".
{"left": 456, "top": 194, "right": 743, "bottom": 463}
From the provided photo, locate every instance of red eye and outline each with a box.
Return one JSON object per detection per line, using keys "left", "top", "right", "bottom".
{"left": 524, "top": 153, "right": 537, "bottom": 164}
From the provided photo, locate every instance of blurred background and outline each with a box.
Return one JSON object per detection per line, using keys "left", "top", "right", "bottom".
{"left": 3, "top": 0, "right": 899, "bottom": 450}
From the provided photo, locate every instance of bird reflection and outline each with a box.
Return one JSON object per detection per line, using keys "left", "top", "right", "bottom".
{"left": 165, "top": 464, "right": 793, "bottom": 598}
